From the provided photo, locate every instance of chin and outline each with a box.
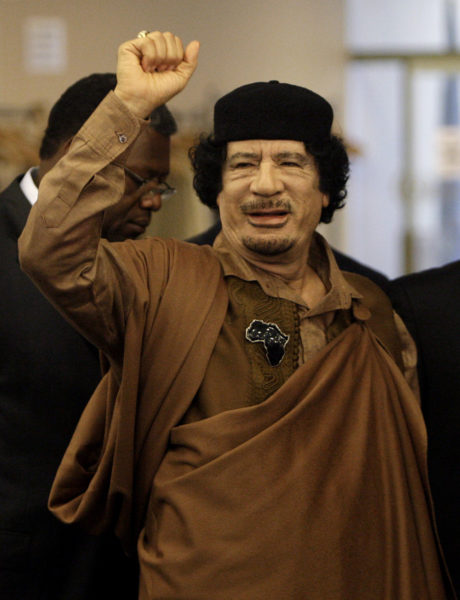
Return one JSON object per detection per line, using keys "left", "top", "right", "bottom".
{"left": 242, "top": 236, "right": 294, "bottom": 256}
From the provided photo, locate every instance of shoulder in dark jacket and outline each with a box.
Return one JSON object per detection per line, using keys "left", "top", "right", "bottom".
{"left": 387, "top": 261, "right": 460, "bottom": 594}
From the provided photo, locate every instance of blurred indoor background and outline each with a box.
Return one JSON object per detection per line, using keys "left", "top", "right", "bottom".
{"left": 1, "top": 0, "right": 460, "bottom": 277}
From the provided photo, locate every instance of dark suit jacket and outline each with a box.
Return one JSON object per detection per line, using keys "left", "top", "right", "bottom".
{"left": 388, "top": 263, "right": 460, "bottom": 594}
{"left": 0, "top": 176, "right": 138, "bottom": 599}
{"left": 188, "top": 221, "right": 389, "bottom": 290}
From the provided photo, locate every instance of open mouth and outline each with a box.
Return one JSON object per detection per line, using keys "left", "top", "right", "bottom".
{"left": 245, "top": 209, "right": 290, "bottom": 227}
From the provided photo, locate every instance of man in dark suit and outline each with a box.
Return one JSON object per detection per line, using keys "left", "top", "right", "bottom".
{"left": 0, "top": 73, "right": 177, "bottom": 599}
{"left": 188, "top": 220, "right": 389, "bottom": 289}
{"left": 388, "top": 262, "right": 460, "bottom": 594}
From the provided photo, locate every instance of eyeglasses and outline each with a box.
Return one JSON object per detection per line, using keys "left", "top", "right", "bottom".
{"left": 123, "top": 166, "right": 176, "bottom": 200}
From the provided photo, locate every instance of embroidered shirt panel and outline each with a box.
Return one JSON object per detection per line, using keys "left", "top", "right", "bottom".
{"left": 213, "top": 231, "right": 362, "bottom": 364}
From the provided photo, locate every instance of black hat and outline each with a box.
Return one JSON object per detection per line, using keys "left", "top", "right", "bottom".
{"left": 213, "top": 80, "right": 333, "bottom": 144}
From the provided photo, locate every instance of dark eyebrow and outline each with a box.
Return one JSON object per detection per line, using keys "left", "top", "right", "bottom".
{"left": 227, "top": 151, "right": 311, "bottom": 165}
{"left": 274, "top": 152, "right": 310, "bottom": 165}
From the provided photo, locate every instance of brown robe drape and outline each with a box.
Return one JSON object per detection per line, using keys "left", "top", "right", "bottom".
{"left": 137, "top": 323, "right": 446, "bottom": 599}
{"left": 48, "top": 241, "right": 229, "bottom": 551}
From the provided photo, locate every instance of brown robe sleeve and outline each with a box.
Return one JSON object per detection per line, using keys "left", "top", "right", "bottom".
{"left": 18, "top": 92, "right": 147, "bottom": 357}
{"left": 17, "top": 91, "right": 229, "bottom": 552}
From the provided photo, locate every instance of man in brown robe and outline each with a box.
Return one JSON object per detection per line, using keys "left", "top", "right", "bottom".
{"left": 18, "top": 31, "right": 455, "bottom": 599}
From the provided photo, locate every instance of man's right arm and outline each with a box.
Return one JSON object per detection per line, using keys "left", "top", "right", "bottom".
{"left": 18, "top": 92, "right": 147, "bottom": 354}
{"left": 18, "top": 31, "right": 199, "bottom": 355}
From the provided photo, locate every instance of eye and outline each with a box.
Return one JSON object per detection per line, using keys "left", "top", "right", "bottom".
{"left": 231, "top": 161, "right": 255, "bottom": 169}
{"left": 280, "top": 160, "right": 302, "bottom": 168}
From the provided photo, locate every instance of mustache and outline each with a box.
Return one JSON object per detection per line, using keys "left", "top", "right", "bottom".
{"left": 240, "top": 199, "right": 292, "bottom": 213}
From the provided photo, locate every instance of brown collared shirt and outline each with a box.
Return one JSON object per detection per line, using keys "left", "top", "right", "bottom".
{"left": 213, "top": 231, "right": 417, "bottom": 373}
{"left": 183, "top": 231, "right": 418, "bottom": 423}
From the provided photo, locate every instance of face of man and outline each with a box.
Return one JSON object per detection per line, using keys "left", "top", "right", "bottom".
{"left": 102, "top": 127, "right": 171, "bottom": 242}
{"left": 217, "top": 139, "right": 329, "bottom": 265}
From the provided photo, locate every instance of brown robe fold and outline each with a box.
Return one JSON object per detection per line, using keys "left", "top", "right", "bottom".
{"left": 48, "top": 242, "right": 229, "bottom": 551}
{"left": 138, "top": 323, "right": 446, "bottom": 599}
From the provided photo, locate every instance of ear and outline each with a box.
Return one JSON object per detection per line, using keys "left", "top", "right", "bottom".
{"left": 322, "top": 194, "right": 329, "bottom": 208}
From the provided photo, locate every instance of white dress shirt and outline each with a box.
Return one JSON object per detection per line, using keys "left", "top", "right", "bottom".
{"left": 19, "top": 167, "right": 39, "bottom": 206}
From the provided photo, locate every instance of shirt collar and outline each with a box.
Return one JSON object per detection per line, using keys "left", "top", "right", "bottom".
{"left": 19, "top": 167, "right": 39, "bottom": 206}
{"left": 212, "top": 230, "right": 364, "bottom": 316}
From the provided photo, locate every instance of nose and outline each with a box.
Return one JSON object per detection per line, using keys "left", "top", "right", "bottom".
{"left": 139, "top": 189, "right": 162, "bottom": 211}
{"left": 249, "top": 163, "right": 283, "bottom": 197}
